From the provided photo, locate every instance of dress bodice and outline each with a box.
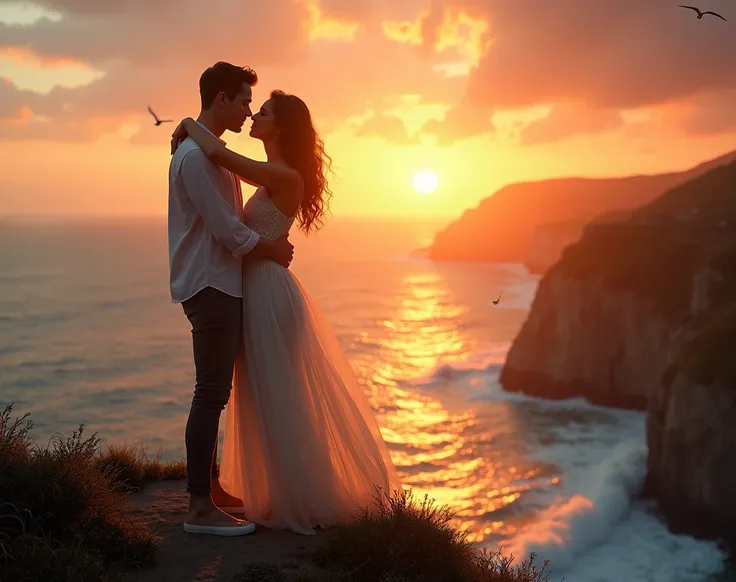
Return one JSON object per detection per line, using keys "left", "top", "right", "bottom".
{"left": 243, "top": 187, "right": 296, "bottom": 241}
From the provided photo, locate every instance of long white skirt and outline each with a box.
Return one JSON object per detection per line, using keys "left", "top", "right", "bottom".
{"left": 220, "top": 259, "right": 402, "bottom": 535}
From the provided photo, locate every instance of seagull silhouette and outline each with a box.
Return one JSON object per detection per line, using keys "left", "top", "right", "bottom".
{"left": 492, "top": 292, "right": 503, "bottom": 306}
{"left": 147, "top": 106, "right": 173, "bottom": 126}
{"left": 678, "top": 5, "right": 727, "bottom": 20}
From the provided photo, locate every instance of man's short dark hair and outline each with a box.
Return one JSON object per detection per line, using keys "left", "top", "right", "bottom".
{"left": 199, "top": 61, "right": 258, "bottom": 109}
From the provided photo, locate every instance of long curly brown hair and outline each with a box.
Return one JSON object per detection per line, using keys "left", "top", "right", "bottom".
{"left": 270, "top": 90, "right": 333, "bottom": 234}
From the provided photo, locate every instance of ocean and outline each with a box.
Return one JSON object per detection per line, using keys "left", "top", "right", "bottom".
{"left": 0, "top": 216, "right": 730, "bottom": 582}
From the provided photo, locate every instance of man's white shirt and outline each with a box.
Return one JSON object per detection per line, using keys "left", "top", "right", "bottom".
{"left": 167, "top": 123, "right": 259, "bottom": 303}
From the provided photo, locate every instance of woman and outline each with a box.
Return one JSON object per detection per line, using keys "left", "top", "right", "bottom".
{"left": 172, "top": 90, "right": 402, "bottom": 535}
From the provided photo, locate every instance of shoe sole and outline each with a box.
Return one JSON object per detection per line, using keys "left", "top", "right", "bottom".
{"left": 183, "top": 522, "right": 256, "bottom": 536}
{"left": 219, "top": 506, "right": 245, "bottom": 514}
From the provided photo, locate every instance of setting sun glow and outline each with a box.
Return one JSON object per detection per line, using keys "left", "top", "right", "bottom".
{"left": 412, "top": 170, "right": 439, "bottom": 195}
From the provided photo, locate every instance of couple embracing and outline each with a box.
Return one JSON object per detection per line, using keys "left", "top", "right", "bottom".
{"left": 167, "top": 61, "right": 402, "bottom": 537}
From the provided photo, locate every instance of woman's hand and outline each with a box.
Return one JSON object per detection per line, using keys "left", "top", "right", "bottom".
{"left": 170, "top": 119, "right": 190, "bottom": 155}
{"left": 172, "top": 118, "right": 225, "bottom": 159}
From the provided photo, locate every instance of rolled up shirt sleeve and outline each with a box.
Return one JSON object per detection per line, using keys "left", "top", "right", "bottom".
{"left": 179, "top": 149, "right": 260, "bottom": 258}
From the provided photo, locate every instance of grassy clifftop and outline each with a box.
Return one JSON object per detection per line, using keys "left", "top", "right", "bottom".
{"left": 0, "top": 406, "right": 552, "bottom": 582}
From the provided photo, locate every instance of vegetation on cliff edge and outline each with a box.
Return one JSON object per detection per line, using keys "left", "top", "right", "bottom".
{"left": 0, "top": 405, "right": 159, "bottom": 582}
{"left": 1, "top": 406, "right": 552, "bottom": 582}
{"left": 235, "top": 489, "right": 550, "bottom": 582}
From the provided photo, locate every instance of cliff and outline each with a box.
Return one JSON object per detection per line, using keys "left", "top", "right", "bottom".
{"left": 524, "top": 220, "right": 586, "bottom": 274}
{"left": 525, "top": 211, "right": 635, "bottom": 274}
{"left": 644, "top": 248, "right": 736, "bottom": 552}
{"left": 500, "top": 223, "right": 694, "bottom": 409}
{"left": 428, "top": 149, "right": 736, "bottom": 270}
{"left": 501, "top": 159, "right": 736, "bottom": 550}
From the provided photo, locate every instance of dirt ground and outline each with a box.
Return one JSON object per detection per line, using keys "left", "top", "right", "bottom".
{"left": 124, "top": 480, "right": 329, "bottom": 582}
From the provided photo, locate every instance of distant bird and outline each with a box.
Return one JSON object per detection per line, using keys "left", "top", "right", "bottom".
{"left": 678, "top": 5, "right": 727, "bottom": 20}
{"left": 492, "top": 292, "right": 503, "bottom": 306}
{"left": 147, "top": 106, "right": 173, "bottom": 126}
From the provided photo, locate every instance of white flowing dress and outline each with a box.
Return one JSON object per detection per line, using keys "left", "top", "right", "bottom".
{"left": 219, "top": 187, "right": 402, "bottom": 535}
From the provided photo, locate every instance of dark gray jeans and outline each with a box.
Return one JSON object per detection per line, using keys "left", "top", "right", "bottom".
{"left": 182, "top": 286, "right": 242, "bottom": 494}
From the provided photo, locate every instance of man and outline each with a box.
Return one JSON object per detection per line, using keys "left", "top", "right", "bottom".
{"left": 168, "top": 61, "right": 293, "bottom": 536}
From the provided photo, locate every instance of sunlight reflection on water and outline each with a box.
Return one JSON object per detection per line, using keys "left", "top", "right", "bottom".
{"left": 348, "top": 269, "right": 557, "bottom": 543}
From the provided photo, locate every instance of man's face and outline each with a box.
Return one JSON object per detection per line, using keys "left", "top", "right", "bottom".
{"left": 220, "top": 83, "right": 253, "bottom": 133}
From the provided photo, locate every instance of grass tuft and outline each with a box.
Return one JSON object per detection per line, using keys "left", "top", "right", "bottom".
{"left": 235, "top": 488, "right": 552, "bottom": 582}
{"left": 97, "top": 443, "right": 187, "bottom": 491}
{"left": 0, "top": 405, "right": 160, "bottom": 581}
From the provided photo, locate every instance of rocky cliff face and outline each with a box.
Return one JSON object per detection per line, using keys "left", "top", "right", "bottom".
{"left": 500, "top": 221, "right": 704, "bottom": 409}
{"left": 501, "top": 160, "right": 736, "bottom": 549}
{"left": 500, "top": 270, "right": 671, "bottom": 410}
{"left": 644, "top": 263, "right": 736, "bottom": 552}
{"left": 645, "top": 373, "right": 736, "bottom": 550}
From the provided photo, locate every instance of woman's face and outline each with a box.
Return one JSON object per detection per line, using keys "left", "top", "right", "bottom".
{"left": 249, "top": 99, "right": 278, "bottom": 142}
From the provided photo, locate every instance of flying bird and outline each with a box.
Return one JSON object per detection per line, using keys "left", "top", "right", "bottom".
{"left": 492, "top": 292, "right": 503, "bottom": 306}
{"left": 147, "top": 106, "right": 173, "bottom": 126}
{"left": 678, "top": 5, "right": 727, "bottom": 20}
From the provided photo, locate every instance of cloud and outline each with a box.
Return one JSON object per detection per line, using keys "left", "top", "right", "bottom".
{"left": 0, "top": 0, "right": 461, "bottom": 142}
{"left": 315, "top": 0, "right": 428, "bottom": 24}
{"left": 0, "top": 0, "right": 321, "bottom": 141}
{"left": 520, "top": 104, "right": 623, "bottom": 145}
{"left": 26, "top": 1, "right": 173, "bottom": 16}
{"left": 677, "top": 89, "right": 736, "bottom": 136}
{"left": 0, "top": 46, "right": 82, "bottom": 69}
{"left": 429, "top": 0, "right": 736, "bottom": 110}
{"left": 0, "top": 77, "right": 109, "bottom": 140}
{"left": 0, "top": 77, "right": 33, "bottom": 119}
{"left": 0, "top": 0, "right": 309, "bottom": 68}
{"left": 416, "top": 0, "right": 736, "bottom": 143}
{"left": 209, "top": 25, "right": 462, "bottom": 134}
{"left": 0, "top": 62, "right": 194, "bottom": 141}
{"left": 421, "top": 102, "right": 494, "bottom": 145}
{"left": 354, "top": 113, "right": 418, "bottom": 144}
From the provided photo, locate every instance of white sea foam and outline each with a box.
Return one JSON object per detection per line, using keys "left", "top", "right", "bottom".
{"left": 452, "top": 367, "right": 727, "bottom": 582}
{"left": 502, "top": 436, "right": 725, "bottom": 582}
{"left": 412, "top": 360, "right": 727, "bottom": 581}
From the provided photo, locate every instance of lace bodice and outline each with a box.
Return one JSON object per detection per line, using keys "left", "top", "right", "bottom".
{"left": 243, "top": 187, "right": 296, "bottom": 241}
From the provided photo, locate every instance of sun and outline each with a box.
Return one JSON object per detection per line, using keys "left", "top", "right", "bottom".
{"left": 412, "top": 170, "right": 439, "bottom": 195}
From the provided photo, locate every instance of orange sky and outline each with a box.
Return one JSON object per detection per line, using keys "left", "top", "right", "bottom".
{"left": 1, "top": 0, "right": 735, "bottom": 218}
